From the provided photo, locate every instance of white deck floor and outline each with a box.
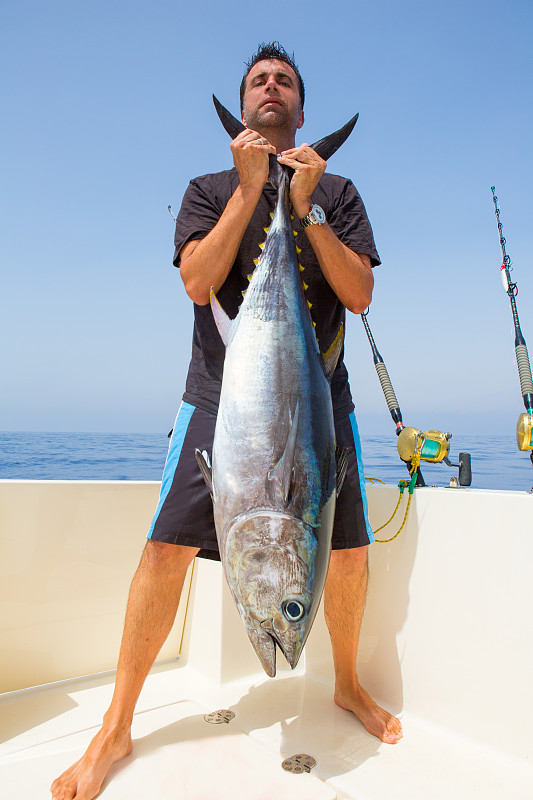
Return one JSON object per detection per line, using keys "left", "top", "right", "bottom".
{"left": 2, "top": 660, "right": 532, "bottom": 800}
{"left": 2, "top": 481, "right": 532, "bottom": 798}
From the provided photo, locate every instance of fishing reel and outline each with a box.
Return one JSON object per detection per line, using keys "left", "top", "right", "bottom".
{"left": 516, "top": 413, "right": 533, "bottom": 451}
{"left": 397, "top": 427, "right": 472, "bottom": 487}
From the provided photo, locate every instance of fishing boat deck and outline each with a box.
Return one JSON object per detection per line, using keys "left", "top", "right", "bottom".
{"left": 3, "top": 661, "right": 532, "bottom": 800}
{"left": 1, "top": 480, "right": 532, "bottom": 798}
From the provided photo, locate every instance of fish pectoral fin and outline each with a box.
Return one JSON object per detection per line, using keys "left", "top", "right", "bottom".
{"left": 267, "top": 402, "right": 300, "bottom": 507}
{"left": 322, "top": 323, "right": 344, "bottom": 380}
{"left": 335, "top": 446, "right": 349, "bottom": 496}
{"left": 195, "top": 448, "right": 213, "bottom": 498}
{"left": 210, "top": 288, "right": 234, "bottom": 346}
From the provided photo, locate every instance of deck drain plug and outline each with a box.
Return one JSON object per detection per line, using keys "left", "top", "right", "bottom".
{"left": 282, "top": 753, "right": 316, "bottom": 774}
{"left": 204, "top": 709, "right": 235, "bottom": 724}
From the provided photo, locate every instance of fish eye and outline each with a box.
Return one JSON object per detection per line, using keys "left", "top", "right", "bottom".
{"left": 282, "top": 599, "right": 306, "bottom": 622}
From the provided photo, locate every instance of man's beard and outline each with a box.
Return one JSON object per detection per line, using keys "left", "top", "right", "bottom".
{"left": 243, "top": 103, "right": 291, "bottom": 131}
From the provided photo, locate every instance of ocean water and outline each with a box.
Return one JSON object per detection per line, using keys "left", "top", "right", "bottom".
{"left": 1, "top": 431, "right": 532, "bottom": 492}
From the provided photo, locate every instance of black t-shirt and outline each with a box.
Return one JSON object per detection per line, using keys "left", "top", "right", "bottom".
{"left": 174, "top": 167, "right": 380, "bottom": 418}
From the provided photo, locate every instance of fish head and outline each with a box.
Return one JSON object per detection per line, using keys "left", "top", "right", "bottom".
{"left": 223, "top": 511, "right": 328, "bottom": 676}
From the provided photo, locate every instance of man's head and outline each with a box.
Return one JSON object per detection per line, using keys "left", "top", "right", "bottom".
{"left": 240, "top": 42, "right": 305, "bottom": 136}
{"left": 240, "top": 42, "right": 305, "bottom": 111}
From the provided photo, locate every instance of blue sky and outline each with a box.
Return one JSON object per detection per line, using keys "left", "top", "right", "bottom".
{"left": 2, "top": 0, "right": 532, "bottom": 438}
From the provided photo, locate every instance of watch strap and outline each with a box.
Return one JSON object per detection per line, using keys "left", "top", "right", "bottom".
{"left": 300, "top": 204, "right": 325, "bottom": 228}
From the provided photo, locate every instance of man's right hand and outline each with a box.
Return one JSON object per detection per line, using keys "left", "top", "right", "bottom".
{"left": 231, "top": 129, "right": 276, "bottom": 192}
{"left": 180, "top": 130, "right": 275, "bottom": 305}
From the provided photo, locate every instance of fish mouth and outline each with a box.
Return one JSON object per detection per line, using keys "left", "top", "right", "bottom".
{"left": 260, "top": 618, "right": 303, "bottom": 671}
{"left": 246, "top": 618, "right": 301, "bottom": 677}
{"left": 247, "top": 624, "right": 277, "bottom": 677}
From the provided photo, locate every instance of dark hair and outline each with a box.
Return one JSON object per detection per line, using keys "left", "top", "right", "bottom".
{"left": 240, "top": 42, "right": 305, "bottom": 111}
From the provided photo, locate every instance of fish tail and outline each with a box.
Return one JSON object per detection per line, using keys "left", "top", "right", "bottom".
{"left": 267, "top": 154, "right": 285, "bottom": 189}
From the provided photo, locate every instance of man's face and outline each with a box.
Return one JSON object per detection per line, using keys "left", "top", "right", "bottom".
{"left": 241, "top": 59, "right": 304, "bottom": 133}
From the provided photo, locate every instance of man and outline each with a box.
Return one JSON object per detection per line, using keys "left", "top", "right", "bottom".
{"left": 51, "top": 42, "right": 402, "bottom": 800}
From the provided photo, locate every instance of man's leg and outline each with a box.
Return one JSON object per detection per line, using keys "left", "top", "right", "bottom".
{"left": 324, "top": 546, "right": 403, "bottom": 744}
{"left": 50, "top": 541, "right": 198, "bottom": 800}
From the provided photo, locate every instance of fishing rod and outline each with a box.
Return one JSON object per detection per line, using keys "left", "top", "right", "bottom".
{"left": 361, "top": 310, "right": 471, "bottom": 487}
{"left": 360, "top": 310, "right": 425, "bottom": 485}
{"left": 491, "top": 187, "right": 533, "bottom": 469}
{"left": 360, "top": 310, "right": 406, "bottom": 436}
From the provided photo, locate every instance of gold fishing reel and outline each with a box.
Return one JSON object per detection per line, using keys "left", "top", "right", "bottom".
{"left": 397, "top": 426, "right": 471, "bottom": 487}
{"left": 397, "top": 427, "right": 451, "bottom": 463}
{"left": 372, "top": 425, "right": 472, "bottom": 543}
{"left": 516, "top": 413, "right": 533, "bottom": 451}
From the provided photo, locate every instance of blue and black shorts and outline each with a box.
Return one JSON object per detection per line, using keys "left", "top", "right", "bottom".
{"left": 148, "top": 401, "right": 374, "bottom": 560}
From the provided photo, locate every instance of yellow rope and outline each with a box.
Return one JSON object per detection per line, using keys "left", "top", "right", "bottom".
{"left": 372, "top": 446, "right": 422, "bottom": 543}
{"left": 374, "top": 490, "right": 413, "bottom": 542}
{"left": 373, "top": 490, "right": 404, "bottom": 533}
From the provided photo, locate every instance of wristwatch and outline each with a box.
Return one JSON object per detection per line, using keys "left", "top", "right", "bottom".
{"left": 300, "top": 203, "right": 326, "bottom": 228}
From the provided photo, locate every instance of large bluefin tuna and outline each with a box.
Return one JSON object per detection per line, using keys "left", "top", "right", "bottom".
{"left": 195, "top": 98, "right": 359, "bottom": 677}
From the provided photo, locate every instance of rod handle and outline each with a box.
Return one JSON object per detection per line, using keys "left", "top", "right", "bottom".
{"left": 375, "top": 362, "right": 401, "bottom": 413}
{"left": 515, "top": 343, "right": 533, "bottom": 408}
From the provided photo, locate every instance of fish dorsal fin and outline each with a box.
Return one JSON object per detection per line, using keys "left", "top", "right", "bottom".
{"left": 322, "top": 324, "right": 344, "bottom": 380}
{"left": 210, "top": 287, "right": 234, "bottom": 346}
{"left": 267, "top": 402, "right": 300, "bottom": 507}
{"left": 195, "top": 449, "right": 213, "bottom": 498}
{"left": 310, "top": 113, "right": 359, "bottom": 161}
{"left": 335, "top": 446, "right": 349, "bottom": 496}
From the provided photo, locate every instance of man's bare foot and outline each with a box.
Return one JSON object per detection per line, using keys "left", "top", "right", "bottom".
{"left": 334, "top": 683, "right": 403, "bottom": 744}
{"left": 50, "top": 725, "right": 132, "bottom": 800}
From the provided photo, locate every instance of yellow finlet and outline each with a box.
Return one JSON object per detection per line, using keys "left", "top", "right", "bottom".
{"left": 290, "top": 214, "right": 294, "bottom": 220}
{"left": 303, "top": 281, "right": 308, "bottom": 291}
{"left": 322, "top": 323, "right": 345, "bottom": 379}
{"left": 269, "top": 212, "right": 274, "bottom": 218}
{"left": 307, "top": 300, "right": 313, "bottom": 309}
{"left": 241, "top": 289, "right": 247, "bottom": 298}
{"left": 313, "top": 321, "right": 317, "bottom": 328}
{"left": 253, "top": 258, "right": 259, "bottom": 265}
{"left": 263, "top": 227, "right": 270, "bottom": 234}
{"left": 247, "top": 273, "right": 253, "bottom": 281}
{"left": 296, "top": 245, "right": 302, "bottom": 254}
{"left": 299, "top": 264, "right": 305, "bottom": 272}
{"left": 259, "top": 242, "right": 265, "bottom": 250}
{"left": 293, "top": 230, "right": 298, "bottom": 237}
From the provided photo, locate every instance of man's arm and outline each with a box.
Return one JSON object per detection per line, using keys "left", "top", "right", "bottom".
{"left": 277, "top": 144, "right": 374, "bottom": 314}
{"left": 180, "top": 129, "right": 276, "bottom": 306}
{"left": 297, "top": 225, "right": 374, "bottom": 314}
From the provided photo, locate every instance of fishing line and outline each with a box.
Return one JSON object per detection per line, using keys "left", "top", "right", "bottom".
{"left": 491, "top": 187, "right": 533, "bottom": 474}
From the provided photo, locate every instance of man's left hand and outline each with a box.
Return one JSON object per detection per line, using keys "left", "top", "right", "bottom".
{"left": 276, "top": 144, "right": 326, "bottom": 220}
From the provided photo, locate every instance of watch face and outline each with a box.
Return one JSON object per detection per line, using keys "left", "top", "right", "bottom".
{"left": 312, "top": 204, "right": 326, "bottom": 224}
